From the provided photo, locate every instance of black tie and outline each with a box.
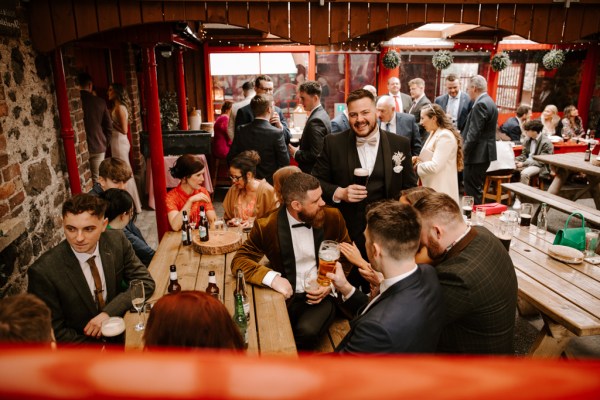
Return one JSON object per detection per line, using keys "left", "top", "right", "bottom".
{"left": 292, "top": 222, "right": 311, "bottom": 229}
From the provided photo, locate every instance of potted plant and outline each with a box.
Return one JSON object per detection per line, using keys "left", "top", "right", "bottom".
{"left": 542, "top": 49, "right": 565, "bottom": 70}
{"left": 382, "top": 49, "right": 401, "bottom": 70}
{"left": 490, "top": 52, "right": 512, "bottom": 72}
{"left": 432, "top": 50, "right": 453, "bottom": 70}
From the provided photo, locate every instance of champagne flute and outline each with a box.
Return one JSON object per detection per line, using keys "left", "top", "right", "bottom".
{"left": 130, "top": 279, "right": 145, "bottom": 331}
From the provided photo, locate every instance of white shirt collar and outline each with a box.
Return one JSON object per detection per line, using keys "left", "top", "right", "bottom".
{"left": 71, "top": 243, "right": 100, "bottom": 263}
{"left": 379, "top": 265, "right": 419, "bottom": 295}
{"left": 308, "top": 103, "right": 322, "bottom": 118}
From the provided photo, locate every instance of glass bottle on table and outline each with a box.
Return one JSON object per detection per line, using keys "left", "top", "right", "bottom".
{"left": 181, "top": 210, "right": 192, "bottom": 246}
{"left": 206, "top": 270, "right": 220, "bottom": 300}
{"left": 233, "top": 293, "right": 248, "bottom": 349}
{"left": 585, "top": 142, "right": 592, "bottom": 162}
{"left": 537, "top": 203, "right": 548, "bottom": 237}
{"left": 199, "top": 205, "right": 209, "bottom": 242}
{"left": 234, "top": 269, "right": 250, "bottom": 320}
{"left": 167, "top": 265, "right": 181, "bottom": 294}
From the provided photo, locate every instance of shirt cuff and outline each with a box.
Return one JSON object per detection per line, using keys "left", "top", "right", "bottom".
{"left": 332, "top": 187, "right": 342, "bottom": 203}
{"left": 342, "top": 286, "right": 356, "bottom": 302}
{"left": 262, "top": 271, "right": 281, "bottom": 287}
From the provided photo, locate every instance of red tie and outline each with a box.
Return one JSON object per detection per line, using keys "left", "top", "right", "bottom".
{"left": 394, "top": 96, "right": 400, "bottom": 112}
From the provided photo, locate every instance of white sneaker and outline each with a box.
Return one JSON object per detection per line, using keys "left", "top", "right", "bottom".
{"left": 513, "top": 198, "right": 522, "bottom": 210}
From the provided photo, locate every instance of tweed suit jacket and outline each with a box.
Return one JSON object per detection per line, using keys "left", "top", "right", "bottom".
{"left": 515, "top": 132, "right": 554, "bottom": 178}
{"left": 461, "top": 93, "right": 498, "bottom": 165}
{"left": 28, "top": 230, "right": 155, "bottom": 344}
{"left": 231, "top": 206, "right": 352, "bottom": 291}
{"left": 434, "top": 92, "right": 472, "bottom": 132}
{"left": 336, "top": 265, "right": 445, "bottom": 354}
{"left": 235, "top": 102, "right": 291, "bottom": 144}
{"left": 331, "top": 113, "right": 350, "bottom": 134}
{"left": 436, "top": 226, "right": 517, "bottom": 354}
{"left": 295, "top": 105, "right": 332, "bottom": 174}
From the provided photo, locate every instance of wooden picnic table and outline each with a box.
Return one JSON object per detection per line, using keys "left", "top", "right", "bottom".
{"left": 533, "top": 152, "right": 600, "bottom": 209}
{"left": 482, "top": 214, "right": 600, "bottom": 357}
{"left": 124, "top": 231, "right": 297, "bottom": 355}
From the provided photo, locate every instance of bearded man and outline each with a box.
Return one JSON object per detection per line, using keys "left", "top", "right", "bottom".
{"left": 312, "top": 89, "right": 417, "bottom": 291}
{"left": 232, "top": 172, "right": 352, "bottom": 350}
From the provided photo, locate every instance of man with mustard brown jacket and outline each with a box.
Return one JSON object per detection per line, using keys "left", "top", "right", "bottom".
{"left": 232, "top": 173, "right": 351, "bottom": 350}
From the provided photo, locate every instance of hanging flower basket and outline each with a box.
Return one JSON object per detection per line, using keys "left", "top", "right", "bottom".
{"left": 382, "top": 50, "right": 401, "bottom": 70}
{"left": 542, "top": 49, "right": 565, "bottom": 70}
{"left": 490, "top": 52, "right": 512, "bottom": 72}
{"left": 432, "top": 50, "right": 453, "bottom": 70}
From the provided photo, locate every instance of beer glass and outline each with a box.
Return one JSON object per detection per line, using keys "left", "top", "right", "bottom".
{"left": 461, "top": 196, "right": 474, "bottom": 221}
{"left": 520, "top": 203, "right": 533, "bottom": 227}
{"left": 494, "top": 219, "right": 513, "bottom": 251}
{"left": 101, "top": 317, "right": 125, "bottom": 345}
{"left": 585, "top": 229, "right": 599, "bottom": 257}
{"left": 303, "top": 267, "right": 319, "bottom": 303}
{"left": 317, "top": 240, "right": 340, "bottom": 286}
{"left": 474, "top": 206, "right": 486, "bottom": 226}
{"left": 502, "top": 210, "right": 520, "bottom": 237}
{"left": 353, "top": 168, "right": 369, "bottom": 186}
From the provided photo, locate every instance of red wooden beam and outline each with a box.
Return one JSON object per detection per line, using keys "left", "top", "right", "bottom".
{"left": 175, "top": 48, "right": 189, "bottom": 130}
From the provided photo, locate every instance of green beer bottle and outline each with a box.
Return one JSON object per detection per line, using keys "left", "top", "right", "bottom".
{"left": 233, "top": 293, "right": 248, "bottom": 349}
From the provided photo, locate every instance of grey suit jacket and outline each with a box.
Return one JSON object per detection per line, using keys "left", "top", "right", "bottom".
{"left": 331, "top": 113, "right": 350, "bottom": 134}
{"left": 28, "top": 230, "right": 155, "bottom": 344}
{"left": 380, "top": 113, "right": 422, "bottom": 156}
{"left": 461, "top": 93, "right": 498, "bottom": 165}
{"left": 295, "top": 105, "right": 331, "bottom": 173}
{"left": 235, "top": 102, "right": 291, "bottom": 144}
{"left": 409, "top": 96, "right": 432, "bottom": 141}
{"left": 434, "top": 92, "right": 472, "bottom": 132}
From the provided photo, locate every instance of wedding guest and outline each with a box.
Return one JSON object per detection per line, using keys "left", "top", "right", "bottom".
{"left": 0, "top": 293, "right": 54, "bottom": 346}
{"left": 561, "top": 105, "right": 584, "bottom": 139}
{"left": 540, "top": 104, "right": 562, "bottom": 136}
{"left": 213, "top": 101, "right": 233, "bottom": 159}
{"left": 515, "top": 119, "right": 553, "bottom": 187}
{"left": 273, "top": 165, "right": 301, "bottom": 204}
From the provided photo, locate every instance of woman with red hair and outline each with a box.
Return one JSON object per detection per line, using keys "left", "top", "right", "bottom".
{"left": 144, "top": 291, "right": 244, "bottom": 350}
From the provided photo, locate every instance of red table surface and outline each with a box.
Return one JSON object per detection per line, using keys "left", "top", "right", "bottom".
{"left": 513, "top": 142, "right": 588, "bottom": 157}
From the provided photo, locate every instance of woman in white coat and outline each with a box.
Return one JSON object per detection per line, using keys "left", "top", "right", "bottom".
{"left": 412, "top": 103, "right": 463, "bottom": 205}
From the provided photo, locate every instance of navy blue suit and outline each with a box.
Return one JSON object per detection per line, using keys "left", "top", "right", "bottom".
{"left": 500, "top": 116, "right": 522, "bottom": 142}
{"left": 434, "top": 92, "right": 472, "bottom": 132}
{"left": 331, "top": 113, "right": 350, "bottom": 134}
{"left": 235, "top": 102, "right": 291, "bottom": 144}
{"left": 380, "top": 112, "right": 422, "bottom": 156}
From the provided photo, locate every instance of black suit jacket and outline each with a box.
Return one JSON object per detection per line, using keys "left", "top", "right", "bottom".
{"left": 434, "top": 92, "right": 472, "bottom": 132}
{"left": 380, "top": 113, "right": 422, "bottom": 156}
{"left": 461, "top": 93, "right": 498, "bottom": 165}
{"left": 235, "top": 102, "right": 291, "bottom": 144}
{"left": 227, "top": 118, "right": 290, "bottom": 184}
{"left": 409, "top": 96, "right": 432, "bottom": 141}
{"left": 28, "top": 230, "right": 155, "bottom": 344}
{"left": 80, "top": 90, "right": 112, "bottom": 154}
{"left": 336, "top": 265, "right": 444, "bottom": 354}
{"left": 500, "top": 117, "right": 522, "bottom": 142}
{"left": 295, "top": 105, "right": 331, "bottom": 173}
{"left": 312, "top": 129, "right": 417, "bottom": 247}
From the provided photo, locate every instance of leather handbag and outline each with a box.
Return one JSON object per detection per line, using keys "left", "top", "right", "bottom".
{"left": 553, "top": 212, "right": 587, "bottom": 251}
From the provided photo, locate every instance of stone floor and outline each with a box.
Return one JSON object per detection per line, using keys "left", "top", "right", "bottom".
{"left": 136, "top": 186, "right": 600, "bottom": 358}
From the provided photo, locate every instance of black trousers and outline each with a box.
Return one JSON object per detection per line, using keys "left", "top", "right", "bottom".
{"left": 463, "top": 162, "right": 491, "bottom": 205}
{"left": 287, "top": 293, "right": 336, "bottom": 351}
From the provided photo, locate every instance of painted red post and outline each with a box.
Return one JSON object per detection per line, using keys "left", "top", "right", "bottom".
{"left": 578, "top": 45, "right": 599, "bottom": 129}
{"left": 52, "top": 48, "right": 82, "bottom": 195}
{"left": 175, "top": 48, "right": 189, "bottom": 130}
{"left": 142, "top": 45, "right": 169, "bottom": 240}
{"left": 487, "top": 46, "right": 499, "bottom": 102}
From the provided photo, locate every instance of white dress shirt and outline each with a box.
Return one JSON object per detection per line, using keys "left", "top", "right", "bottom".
{"left": 389, "top": 93, "right": 403, "bottom": 113}
{"left": 356, "top": 128, "right": 381, "bottom": 175}
{"left": 71, "top": 244, "right": 107, "bottom": 303}
{"left": 380, "top": 113, "right": 397, "bottom": 134}
{"left": 446, "top": 92, "right": 461, "bottom": 123}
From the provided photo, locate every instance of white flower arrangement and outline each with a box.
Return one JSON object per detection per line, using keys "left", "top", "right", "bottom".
{"left": 542, "top": 49, "right": 565, "bottom": 70}
{"left": 432, "top": 50, "right": 453, "bottom": 70}
{"left": 382, "top": 50, "right": 401, "bottom": 70}
{"left": 490, "top": 52, "right": 512, "bottom": 72}
{"left": 392, "top": 151, "right": 405, "bottom": 173}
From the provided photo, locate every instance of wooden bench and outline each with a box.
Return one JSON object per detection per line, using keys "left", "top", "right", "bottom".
{"left": 316, "top": 317, "right": 351, "bottom": 352}
{"left": 502, "top": 182, "right": 600, "bottom": 226}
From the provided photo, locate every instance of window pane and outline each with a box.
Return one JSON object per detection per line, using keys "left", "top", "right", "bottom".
{"left": 317, "top": 54, "right": 345, "bottom": 118}
{"left": 210, "top": 53, "right": 260, "bottom": 75}
{"left": 349, "top": 54, "right": 377, "bottom": 91}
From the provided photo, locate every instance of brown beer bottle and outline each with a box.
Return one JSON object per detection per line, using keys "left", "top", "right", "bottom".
{"left": 168, "top": 265, "right": 181, "bottom": 294}
{"left": 181, "top": 210, "right": 192, "bottom": 246}
{"left": 199, "top": 205, "right": 209, "bottom": 242}
{"left": 585, "top": 142, "right": 591, "bottom": 162}
{"left": 234, "top": 269, "right": 250, "bottom": 320}
{"left": 206, "top": 270, "right": 220, "bottom": 300}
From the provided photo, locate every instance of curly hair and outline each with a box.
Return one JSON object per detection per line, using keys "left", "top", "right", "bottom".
{"left": 420, "top": 103, "right": 464, "bottom": 171}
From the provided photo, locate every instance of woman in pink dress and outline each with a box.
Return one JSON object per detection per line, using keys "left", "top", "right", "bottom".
{"left": 213, "top": 101, "right": 233, "bottom": 159}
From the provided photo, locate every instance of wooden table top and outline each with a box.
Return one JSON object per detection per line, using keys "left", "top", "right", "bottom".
{"left": 124, "top": 231, "right": 297, "bottom": 355}
{"left": 482, "top": 215, "right": 600, "bottom": 336}
{"left": 533, "top": 152, "right": 600, "bottom": 176}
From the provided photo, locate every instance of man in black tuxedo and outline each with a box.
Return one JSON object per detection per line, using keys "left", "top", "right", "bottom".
{"left": 312, "top": 89, "right": 417, "bottom": 290}
{"left": 462, "top": 75, "right": 498, "bottom": 204}
{"left": 227, "top": 94, "right": 290, "bottom": 184}
{"left": 376, "top": 95, "right": 422, "bottom": 156}
{"left": 434, "top": 74, "right": 472, "bottom": 132}
{"left": 500, "top": 105, "right": 532, "bottom": 143}
{"left": 329, "top": 201, "right": 444, "bottom": 354}
{"left": 288, "top": 81, "right": 332, "bottom": 173}
{"left": 234, "top": 74, "right": 291, "bottom": 144}
{"left": 408, "top": 78, "right": 432, "bottom": 142}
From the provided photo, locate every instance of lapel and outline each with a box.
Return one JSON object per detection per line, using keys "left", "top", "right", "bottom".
{"left": 276, "top": 207, "right": 297, "bottom": 290}
{"left": 441, "top": 94, "right": 449, "bottom": 109}
{"left": 312, "top": 225, "right": 324, "bottom": 268}
{"left": 379, "top": 131, "right": 393, "bottom": 197}
{"left": 346, "top": 130, "right": 361, "bottom": 180}
{"left": 59, "top": 241, "right": 99, "bottom": 314}
{"left": 99, "top": 233, "right": 117, "bottom": 302}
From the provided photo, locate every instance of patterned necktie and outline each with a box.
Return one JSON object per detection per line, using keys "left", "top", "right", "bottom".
{"left": 87, "top": 256, "right": 105, "bottom": 311}
{"left": 356, "top": 137, "right": 378, "bottom": 147}
{"left": 394, "top": 96, "right": 400, "bottom": 112}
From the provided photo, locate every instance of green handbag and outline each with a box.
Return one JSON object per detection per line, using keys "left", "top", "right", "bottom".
{"left": 553, "top": 212, "right": 587, "bottom": 251}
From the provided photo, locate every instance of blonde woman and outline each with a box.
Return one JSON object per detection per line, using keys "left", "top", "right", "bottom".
{"left": 413, "top": 103, "right": 463, "bottom": 205}
{"left": 540, "top": 104, "right": 562, "bottom": 136}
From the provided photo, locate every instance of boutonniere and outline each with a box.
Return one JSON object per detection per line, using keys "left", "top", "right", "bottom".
{"left": 392, "top": 151, "right": 405, "bottom": 173}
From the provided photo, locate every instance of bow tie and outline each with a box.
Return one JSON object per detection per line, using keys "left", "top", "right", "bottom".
{"left": 356, "top": 137, "right": 378, "bottom": 147}
{"left": 292, "top": 222, "right": 311, "bottom": 229}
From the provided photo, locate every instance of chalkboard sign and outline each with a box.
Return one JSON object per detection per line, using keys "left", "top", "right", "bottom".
{"left": 0, "top": 0, "right": 20, "bottom": 38}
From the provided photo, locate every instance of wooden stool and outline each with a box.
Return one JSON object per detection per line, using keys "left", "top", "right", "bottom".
{"left": 211, "top": 157, "right": 230, "bottom": 188}
{"left": 483, "top": 174, "right": 512, "bottom": 205}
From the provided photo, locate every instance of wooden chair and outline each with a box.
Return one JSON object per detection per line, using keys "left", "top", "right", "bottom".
{"left": 211, "top": 157, "right": 230, "bottom": 189}
{"left": 483, "top": 174, "right": 513, "bottom": 205}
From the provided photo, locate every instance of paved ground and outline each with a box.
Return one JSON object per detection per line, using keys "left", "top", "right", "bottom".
{"left": 136, "top": 186, "right": 600, "bottom": 358}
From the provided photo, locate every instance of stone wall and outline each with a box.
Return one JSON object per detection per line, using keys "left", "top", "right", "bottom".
{"left": 0, "top": 6, "right": 68, "bottom": 296}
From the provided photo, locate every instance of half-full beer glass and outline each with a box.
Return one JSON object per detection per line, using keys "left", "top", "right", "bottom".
{"left": 317, "top": 240, "right": 340, "bottom": 286}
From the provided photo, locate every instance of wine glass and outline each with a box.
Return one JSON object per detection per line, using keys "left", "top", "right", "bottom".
{"left": 130, "top": 279, "right": 145, "bottom": 331}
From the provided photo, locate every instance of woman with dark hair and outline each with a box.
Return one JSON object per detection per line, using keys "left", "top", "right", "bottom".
{"left": 166, "top": 154, "right": 216, "bottom": 231}
{"left": 107, "top": 82, "right": 142, "bottom": 213}
{"left": 223, "top": 150, "right": 277, "bottom": 225}
{"left": 561, "top": 105, "right": 584, "bottom": 140}
{"left": 213, "top": 101, "right": 233, "bottom": 159}
{"left": 413, "top": 103, "right": 463, "bottom": 205}
{"left": 144, "top": 291, "right": 244, "bottom": 350}
{"left": 100, "top": 188, "right": 155, "bottom": 266}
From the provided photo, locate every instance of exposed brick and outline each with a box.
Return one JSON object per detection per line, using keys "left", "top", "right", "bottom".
{"left": 0, "top": 102, "right": 7, "bottom": 117}
{"left": 2, "top": 163, "right": 21, "bottom": 181}
{"left": 0, "top": 202, "right": 8, "bottom": 219}
{"left": 9, "top": 190, "right": 25, "bottom": 209}
{"left": 0, "top": 135, "right": 6, "bottom": 152}
{"left": 0, "top": 154, "right": 8, "bottom": 169}
{"left": 0, "top": 181, "right": 16, "bottom": 200}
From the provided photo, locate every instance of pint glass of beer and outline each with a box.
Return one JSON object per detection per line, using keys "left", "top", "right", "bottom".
{"left": 353, "top": 168, "right": 369, "bottom": 186}
{"left": 317, "top": 240, "right": 340, "bottom": 286}
{"left": 101, "top": 316, "right": 126, "bottom": 345}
